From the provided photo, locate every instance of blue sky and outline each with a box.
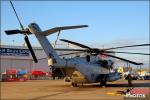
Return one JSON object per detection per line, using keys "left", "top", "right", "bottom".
{"left": 1, "top": 1, "right": 149, "bottom": 66}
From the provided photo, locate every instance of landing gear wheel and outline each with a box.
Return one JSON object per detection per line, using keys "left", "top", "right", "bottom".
{"left": 100, "top": 75, "right": 107, "bottom": 87}
{"left": 72, "top": 82, "right": 75, "bottom": 87}
{"left": 100, "top": 81, "right": 106, "bottom": 87}
{"left": 74, "top": 83, "right": 78, "bottom": 87}
{"left": 71, "top": 83, "right": 78, "bottom": 87}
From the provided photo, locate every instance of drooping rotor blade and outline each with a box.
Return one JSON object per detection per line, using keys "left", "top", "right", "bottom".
{"left": 5, "top": 30, "right": 24, "bottom": 35}
{"left": 55, "top": 48, "right": 87, "bottom": 51}
{"left": 60, "top": 39, "right": 91, "bottom": 49}
{"left": 5, "top": 29, "right": 32, "bottom": 35}
{"left": 105, "top": 51, "right": 150, "bottom": 55}
{"left": 24, "top": 36, "right": 38, "bottom": 63}
{"left": 102, "top": 53, "right": 143, "bottom": 65}
{"left": 104, "top": 44, "right": 150, "bottom": 50}
{"left": 59, "top": 51, "right": 85, "bottom": 56}
{"left": 41, "top": 25, "right": 88, "bottom": 36}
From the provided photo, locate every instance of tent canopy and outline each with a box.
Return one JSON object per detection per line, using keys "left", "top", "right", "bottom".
{"left": 32, "top": 70, "right": 46, "bottom": 75}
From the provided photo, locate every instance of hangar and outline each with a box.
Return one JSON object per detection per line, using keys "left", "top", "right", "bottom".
{"left": 1, "top": 45, "right": 49, "bottom": 72}
{"left": 0, "top": 43, "right": 118, "bottom": 81}
{"left": 0, "top": 43, "right": 83, "bottom": 80}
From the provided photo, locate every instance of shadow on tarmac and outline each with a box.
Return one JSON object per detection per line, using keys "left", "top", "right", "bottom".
{"left": 29, "top": 81, "right": 150, "bottom": 100}
{"left": 106, "top": 82, "right": 150, "bottom": 87}
{"left": 70, "top": 81, "right": 150, "bottom": 88}
{"left": 53, "top": 80, "right": 150, "bottom": 88}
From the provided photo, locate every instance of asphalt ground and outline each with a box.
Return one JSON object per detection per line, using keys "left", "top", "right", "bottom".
{"left": 1, "top": 79, "right": 150, "bottom": 100}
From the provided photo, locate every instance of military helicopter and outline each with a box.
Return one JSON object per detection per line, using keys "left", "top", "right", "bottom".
{"left": 5, "top": 1, "right": 150, "bottom": 87}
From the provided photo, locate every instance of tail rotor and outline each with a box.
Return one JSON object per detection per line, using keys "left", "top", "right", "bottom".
{"left": 5, "top": 1, "right": 38, "bottom": 63}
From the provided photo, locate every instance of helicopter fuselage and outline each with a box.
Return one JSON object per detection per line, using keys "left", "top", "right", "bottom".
{"left": 28, "top": 23, "right": 121, "bottom": 84}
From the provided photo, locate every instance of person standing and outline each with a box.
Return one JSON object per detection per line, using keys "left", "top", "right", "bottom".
{"left": 127, "top": 74, "right": 132, "bottom": 87}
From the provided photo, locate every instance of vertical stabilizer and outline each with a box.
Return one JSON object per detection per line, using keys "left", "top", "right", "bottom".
{"left": 28, "top": 23, "right": 61, "bottom": 64}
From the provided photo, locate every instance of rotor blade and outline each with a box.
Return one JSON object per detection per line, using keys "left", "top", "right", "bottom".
{"left": 59, "top": 51, "right": 85, "bottom": 56}
{"left": 24, "top": 36, "right": 38, "bottom": 63}
{"left": 105, "top": 51, "right": 150, "bottom": 55}
{"left": 10, "top": 1, "right": 24, "bottom": 30}
{"left": 5, "top": 29, "right": 32, "bottom": 35}
{"left": 104, "top": 44, "right": 150, "bottom": 50}
{"left": 55, "top": 48, "right": 87, "bottom": 51}
{"left": 41, "top": 25, "right": 88, "bottom": 36}
{"left": 5, "top": 30, "right": 23, "bottom": 35}
{"left": 101, "top": 53, "right": 143, "bottom": 65}
{"left": 60, "top": 39, "right": 91, "bottom": 49}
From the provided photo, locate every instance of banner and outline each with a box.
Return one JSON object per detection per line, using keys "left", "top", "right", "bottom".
{"left": 0, "top": 48, "right": 29, "bottom": 56}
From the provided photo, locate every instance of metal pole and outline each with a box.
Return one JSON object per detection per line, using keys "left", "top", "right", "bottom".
{"left": 30, "top": 60, "right": 31, "bottom": 80}
{"left": 10, "top": 58, "right": 13, "bottom": 69}
{"left": 29, "top": 60, "right": 33, "bottom": 80}
{"left": 140, "top": 65, "right": 141, "bottom": 75}
{"left": 126, "top": 62, "right": 128, "bottom": 72}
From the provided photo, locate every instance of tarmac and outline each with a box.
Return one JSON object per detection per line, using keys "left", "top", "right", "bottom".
{"left": 1, "top": 79, "right": 150, "bottom": 100}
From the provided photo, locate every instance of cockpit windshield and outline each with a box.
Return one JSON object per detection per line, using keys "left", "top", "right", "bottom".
{"left": 93, "top": 55, "right": 114, "bottom": 69}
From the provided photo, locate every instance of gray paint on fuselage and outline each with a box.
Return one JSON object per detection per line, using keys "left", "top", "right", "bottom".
{"left": 28, "top": 22, "right": 120, "bottom": 83}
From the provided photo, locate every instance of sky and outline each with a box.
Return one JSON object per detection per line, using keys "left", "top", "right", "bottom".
{"left": 1, "top": 1, "right": 149, "bottom": 67}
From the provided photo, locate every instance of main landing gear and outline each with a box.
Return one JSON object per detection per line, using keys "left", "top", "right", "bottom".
{"left": 100, "top": 75, "right": 107, "bottom": 87}
{"left": 100, "top": 80, "right": 107, "bottom": 87}
{"left": 72, "top": 82, "right": 78, "bottom": 87}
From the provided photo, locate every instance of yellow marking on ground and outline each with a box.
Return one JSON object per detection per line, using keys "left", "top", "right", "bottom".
{"left": 107, "top": 92, "right": 123, "bottom": 96}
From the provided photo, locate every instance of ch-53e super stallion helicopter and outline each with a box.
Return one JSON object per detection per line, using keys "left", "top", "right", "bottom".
{"left": 5, "top": 1, "right": 150, "bottom": 87}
